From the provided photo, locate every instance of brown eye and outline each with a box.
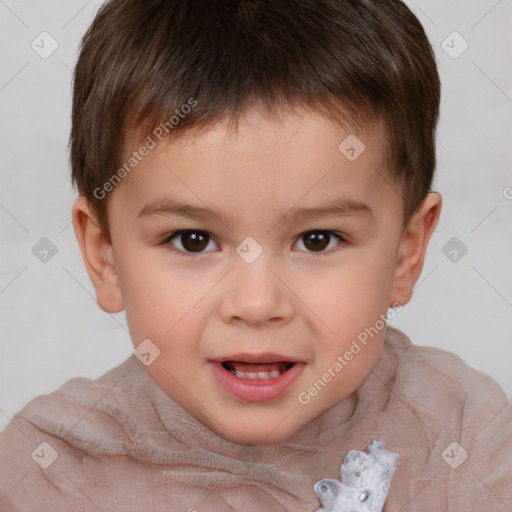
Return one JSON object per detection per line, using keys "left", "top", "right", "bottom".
{"left": 303, "top": 232, "right": 329, "bottom": 251}
{"left": 168, "top": 231, "right": 217, "bottom": 254}
{"left": 294, "top": 231, "right": 344, "bottom": 253}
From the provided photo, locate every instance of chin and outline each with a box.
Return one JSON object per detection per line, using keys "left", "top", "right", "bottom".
{"left": 215, "top": 423, "right": 295, "bottom": 446}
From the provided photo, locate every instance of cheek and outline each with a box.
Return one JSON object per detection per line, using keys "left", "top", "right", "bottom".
{"left": 116, "top": 252, "right": 174, "bottom": 337}
{"left": 119, "top": 255, "right": 210, "bottom": 348}
{"left": 303, "top": 249, "right": 395, "bottom": 374}
{"left": 308, "top": 259, "right": 392, "bottom": 331}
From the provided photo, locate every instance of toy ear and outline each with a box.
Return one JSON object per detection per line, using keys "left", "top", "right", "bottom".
{"left": 340, "top": 451, "right": 368, "bottom": 486}
{"left": 314, "top": 479, "right": 342, "bottom": 509}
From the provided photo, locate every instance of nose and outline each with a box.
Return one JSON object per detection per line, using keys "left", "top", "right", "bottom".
{"left": 218, "top": 256, "right": 294, "bottom": 327}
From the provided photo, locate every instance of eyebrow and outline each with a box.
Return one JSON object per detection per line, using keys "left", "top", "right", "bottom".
{"left": 137, "top": 196, "right": 373, "bottom": 225}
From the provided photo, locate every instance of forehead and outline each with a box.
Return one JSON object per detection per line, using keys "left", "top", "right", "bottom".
{"left": 113, "top": 107, "right": 398, "bottom": 225}
{"left": 136, "top": 105, "right": 384, "bottom": 162}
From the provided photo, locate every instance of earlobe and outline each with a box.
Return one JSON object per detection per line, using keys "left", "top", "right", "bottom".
{"left": 389, "top": 192, "right": 442, "bottom": 307}
{"left": 71, "top": 197, "right": 124, "bottom": 313}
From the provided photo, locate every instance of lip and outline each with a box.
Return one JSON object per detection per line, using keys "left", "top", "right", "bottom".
{"left": 209, "top": 352, "right": 304, "bottom": 364}
{"left": 209, "top": 360, "right": 305, "bottom": 402}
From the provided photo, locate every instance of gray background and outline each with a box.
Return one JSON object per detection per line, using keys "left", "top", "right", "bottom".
{"left": 1, "top": 0, "right": 511, "bottom": 432}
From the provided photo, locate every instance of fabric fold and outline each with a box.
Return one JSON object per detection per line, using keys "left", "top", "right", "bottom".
{"left": 1, "top": 326, "right": 511, "bottom": 511}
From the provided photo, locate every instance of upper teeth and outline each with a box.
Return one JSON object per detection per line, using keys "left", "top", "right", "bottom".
{"left": 231, "top": 369, "right": 281, "bottom": 379}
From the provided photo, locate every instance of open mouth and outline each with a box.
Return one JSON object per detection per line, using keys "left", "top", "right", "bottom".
{"left": 210, "top": 359, "right": 306, "bottom": 402}
{"left": 221, "top": 361, "right": 295, "bottom": 380}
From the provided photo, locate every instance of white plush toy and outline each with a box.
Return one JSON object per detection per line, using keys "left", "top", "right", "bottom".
{"left": 313, "top": 440, "right": 400, "bottom": 512}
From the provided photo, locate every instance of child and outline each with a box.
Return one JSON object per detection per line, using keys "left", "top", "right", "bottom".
{"left": 1, "top": 0, "right": 511, "bottom": 510}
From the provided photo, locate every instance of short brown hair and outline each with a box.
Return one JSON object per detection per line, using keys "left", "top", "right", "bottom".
{"left": 69, "top": 0, "right": 440, "bottom": 240}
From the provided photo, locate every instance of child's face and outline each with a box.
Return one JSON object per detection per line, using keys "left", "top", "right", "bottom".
{"left": 77, "top": 106, "right": 435, "bottom": 445}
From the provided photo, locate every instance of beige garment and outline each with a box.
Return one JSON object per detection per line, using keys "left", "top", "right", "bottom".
{"left": 1, "top": 326, "right": 511, "bottom": 511}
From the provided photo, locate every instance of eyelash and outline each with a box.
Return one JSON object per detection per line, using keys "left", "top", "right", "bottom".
{"left": 162, "top": 230, "right": 347, "bottom": 259}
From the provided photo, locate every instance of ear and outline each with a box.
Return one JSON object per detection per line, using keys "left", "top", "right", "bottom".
{"left": 71, "top": 197, "right": 124, "bottom": 313}
{"left": 389, "top": 192, "right": 442, "bottom": 307}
